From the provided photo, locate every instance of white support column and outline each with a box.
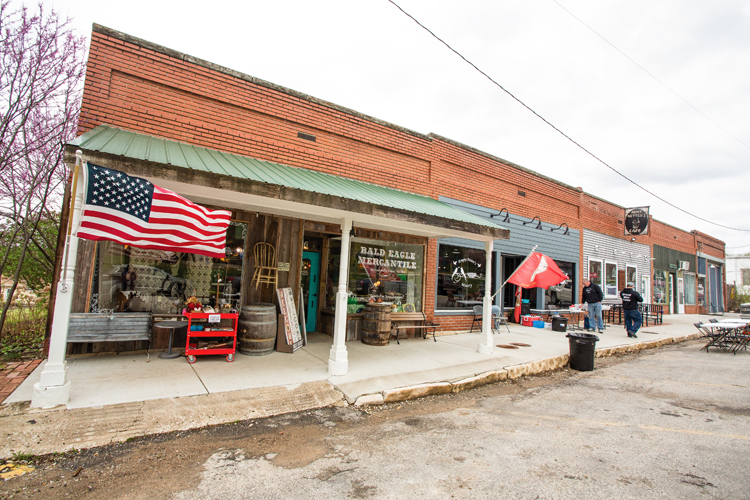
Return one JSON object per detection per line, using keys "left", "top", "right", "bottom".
{"left": 477, "top": 239, "right": 494, "bottom": 355}
{"left": 329, "top": 217, "right": 351, "bottom": 375}
{"left": 32, "top": 154, "right": 85, "bottom": 408}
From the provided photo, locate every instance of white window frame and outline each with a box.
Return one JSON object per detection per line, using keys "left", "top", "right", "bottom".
{"left": 626, "top": 264, "right": 637, "bottom": 291}
{"left": 588, "top": 258, "right": 604, "bottom": 290}
{"left": 604, "top": 261, "right": 618, "bottom": 298}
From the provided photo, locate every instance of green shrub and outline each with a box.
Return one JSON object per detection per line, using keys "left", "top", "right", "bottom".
{"left": 0, "top": 300, "right": 48, "bottom": 361}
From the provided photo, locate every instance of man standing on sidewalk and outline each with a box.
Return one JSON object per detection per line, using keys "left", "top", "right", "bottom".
{"left": 582, "top": 278, "right": 605, "bottom": 333}
{"left": 620, "top": 282, "right": 644, "bottom": 338}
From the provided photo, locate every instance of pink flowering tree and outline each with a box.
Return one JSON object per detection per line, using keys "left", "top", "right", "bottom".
{"left": 0, "top": 1, "right": 86, "bottom": 337}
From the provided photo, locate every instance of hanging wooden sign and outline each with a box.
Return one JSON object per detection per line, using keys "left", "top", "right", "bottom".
{"left": 275, "top": 287, "right": 303, "bottom": 353}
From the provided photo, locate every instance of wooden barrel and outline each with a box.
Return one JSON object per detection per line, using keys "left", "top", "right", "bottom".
{"left": 238, "top": 303, "right": 277, "bottom": 356}
{"left": 362, "top": 303, "right": 392, "bottom": 346}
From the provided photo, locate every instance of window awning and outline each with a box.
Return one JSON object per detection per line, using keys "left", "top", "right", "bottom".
{"left": 67, "top": 125, "right": 509, "bottom": 241}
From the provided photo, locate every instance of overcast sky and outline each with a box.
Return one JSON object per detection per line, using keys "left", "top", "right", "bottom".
{"left": 45, "top": 0, "right": 750, "bottom": 253}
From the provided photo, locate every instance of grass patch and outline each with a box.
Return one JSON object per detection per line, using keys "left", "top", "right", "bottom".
{"left": 10, "top": 451, "right": 37, "bottom": 463}
{"left": 0, "top": 304, "right": 47, "bottom": 361}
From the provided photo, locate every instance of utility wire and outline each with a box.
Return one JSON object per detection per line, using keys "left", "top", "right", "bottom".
{"left": 386, "top": 0, "right": 750, "bottom": 232}
{"left": 551, "top": 0, "right": 750, "bottom": 153}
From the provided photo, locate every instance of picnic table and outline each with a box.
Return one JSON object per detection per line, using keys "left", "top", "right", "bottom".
{"left": 695, "top": 319, "right": 750, "bottom": 354}
{"left": 530, "top": 308, "right": 587, "bottom": 331}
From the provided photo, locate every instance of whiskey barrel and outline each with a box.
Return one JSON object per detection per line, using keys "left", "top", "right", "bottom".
{"left": 362, "top": 303, "right": 392, "bottom": 346}
{"left": 238, "top": 303, "right": 277, "bottom": 356}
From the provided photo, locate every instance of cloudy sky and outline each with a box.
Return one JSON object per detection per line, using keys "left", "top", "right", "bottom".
{"left": 46, "top": 0, "right": 750, "bottom": 252}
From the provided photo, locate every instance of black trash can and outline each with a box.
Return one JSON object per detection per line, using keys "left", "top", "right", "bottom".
{"left": 565, "top": 332, "right": 599, "bottom": 371}
{"left": 551, "top": 316, "right": 568, "bottom": 332}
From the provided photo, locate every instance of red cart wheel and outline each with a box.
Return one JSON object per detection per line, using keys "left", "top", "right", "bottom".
{"left": 226, "top": 353, "right": 234, "bottom": 362}
{"left": 187, "top": 355, "right": 196, "bottom": 364}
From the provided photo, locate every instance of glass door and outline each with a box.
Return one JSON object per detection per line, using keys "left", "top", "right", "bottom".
{"left": 677, "top": 276, "right": 685, "bottom": 314}
{"left": 668, "top": 273, "right": 675, "bottom": 314}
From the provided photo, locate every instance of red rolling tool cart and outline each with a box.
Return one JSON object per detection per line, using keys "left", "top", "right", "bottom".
{"left": 183, "top": 312, "right": 239, "bottom": 363}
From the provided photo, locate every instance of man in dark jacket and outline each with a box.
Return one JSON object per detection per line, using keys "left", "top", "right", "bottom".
{"left": 582, "top": 278, "right": 604, "bottom": 333}
{"left": 620, "top": 282, "right": 644, "bottom": 338}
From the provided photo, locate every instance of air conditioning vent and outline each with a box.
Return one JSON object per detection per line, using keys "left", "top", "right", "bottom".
{"left": 678, "top": 260, "right": 690, "bottom": 271}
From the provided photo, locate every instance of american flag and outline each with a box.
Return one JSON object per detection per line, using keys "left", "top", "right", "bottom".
{"left": 76, "top": 163, "right": 231, "bottom": 258}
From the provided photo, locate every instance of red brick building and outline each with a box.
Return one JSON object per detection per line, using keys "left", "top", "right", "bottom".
{"left": 58, "top": 24, "right": 726, "bottom": 359}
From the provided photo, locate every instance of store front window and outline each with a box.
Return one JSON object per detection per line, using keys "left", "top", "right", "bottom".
{"left": 545, "top": 261, "right": 574, "bottom": 307}
{"left": 684, "top": 273, "right": 696, "bottom": 305}
{"left": 654, "top": 270, "right": 668, "bottom": 305}
{"left": 605, "top": 262, "right": 618, "bottom": 297}
{"left": 348, "top": 237, "right": 424, "bottom": 313}
{"left": 588, "top": 259, "right": 602, "bottom": 288}
{"left": 626, "top": 265, "right": 637, "bottom": 288}
{"left": 92, "top": 221, "right": 247, "bottom": 314}
{"left": 697, "top": 276, "right": 706, "bottom": 307}
{"left": 437, "top": 244, "right": 495, "bottom": 311}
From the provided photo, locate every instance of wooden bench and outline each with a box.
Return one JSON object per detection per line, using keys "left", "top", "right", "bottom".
{"left": 67, "top": 312, "right": 152, "bottom": 356}
{"left": 391, "top": 312, "right": 440, "bottom": 343}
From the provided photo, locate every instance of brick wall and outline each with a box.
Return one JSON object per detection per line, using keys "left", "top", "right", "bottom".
{"left": 80, "top": 25, "right": 725, "bottom": 323}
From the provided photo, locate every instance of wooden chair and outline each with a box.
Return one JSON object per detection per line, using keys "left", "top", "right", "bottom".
{"left": 252, "top": 242, "right": 279, "bottom": 289}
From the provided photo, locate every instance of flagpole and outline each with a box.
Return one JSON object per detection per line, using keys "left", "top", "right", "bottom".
{"left": 490, "top": 245, "right": 537, "bottom": 301}
{"left": 60, "top": 151, "right": 83, "bottom": 291}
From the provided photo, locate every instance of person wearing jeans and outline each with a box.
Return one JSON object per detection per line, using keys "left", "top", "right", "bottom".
{"left": 620, "top": 282, "right": 644, "bottom": 338}
{"left": 582, "top": 278, "right": 604, "bottom": 333}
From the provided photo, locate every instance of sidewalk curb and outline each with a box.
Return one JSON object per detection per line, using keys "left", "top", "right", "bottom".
{"left": 0, "top": 332, "right": 705, "bottom": 458}
{"left": 352, "top": 333, "right": 698, "bottom": 406}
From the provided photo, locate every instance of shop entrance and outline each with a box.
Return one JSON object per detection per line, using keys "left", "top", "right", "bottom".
{"left": 302, "top": 251, "right": 321, "bottom": 333}
{"left": 502, "top": 255, "right": 537, "bottom": 314}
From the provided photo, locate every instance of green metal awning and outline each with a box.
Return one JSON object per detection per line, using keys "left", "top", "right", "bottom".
{"left": 69, "top": 125, "right": 509, "bottom": 240}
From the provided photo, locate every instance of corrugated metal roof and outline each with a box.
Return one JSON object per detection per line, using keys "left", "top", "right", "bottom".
{"left": 70, "top": 125, "right": 507, "bottom": 232}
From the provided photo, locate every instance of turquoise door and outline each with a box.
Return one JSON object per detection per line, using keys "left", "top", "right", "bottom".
{"left": 302, "top": 251, "right": 320, "bottom": 332}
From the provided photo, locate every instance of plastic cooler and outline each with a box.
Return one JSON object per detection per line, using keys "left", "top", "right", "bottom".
{"left": 521, "top": 315, "right": 542, "bottom": 327}
{"left": 533, "top": 320, "right": 545, "bottom": 328}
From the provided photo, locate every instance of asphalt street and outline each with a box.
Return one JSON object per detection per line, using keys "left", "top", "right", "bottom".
{"left": 177, "top": 339, "right": 750, "bottom": 500}
{"left": 2, "top": 338, "right": 748, "bottom": 499}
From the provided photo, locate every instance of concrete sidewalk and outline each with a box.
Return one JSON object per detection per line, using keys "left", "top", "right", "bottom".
{"left": 0, "top": 313, "right": 715, "bottom": 458}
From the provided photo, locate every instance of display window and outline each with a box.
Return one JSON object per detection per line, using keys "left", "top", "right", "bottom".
{"left": 697, "top": 276, "right": 706, "bottom": 307}
{"left": 654, "top": 270, "right": 668, "bottom": 305}
{"left": 626, "top": 265, "right": 637, "bottom": 288}
{"left": 589, "top": 258, "right": 617, "bottom": 297}
{"left": 436, "top": 244, "right": 495, "bottom": 311}
{"left": 347, "top": 237, "right": 424, "bottom": 313}
{"left": 91, "top": 220, "right": 247, "bottom": 314}
{"left": 588, "top": 259, "right": 603, "bottom": 288}
{"left": 605, "top": 262, "right": 618, "bottom": 297}
{"left": 545, "top": 261, "right": 574, "bottom": 307}
{"left": 684, "top": 273, "right": 696, "bottom": 305}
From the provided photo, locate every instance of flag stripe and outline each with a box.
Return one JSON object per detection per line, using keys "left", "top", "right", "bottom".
{"left": 79, "top": 207, "right": 227, "bottom": 244}
{"left": 153, "top": 188, "right": 231, "bottom": 224}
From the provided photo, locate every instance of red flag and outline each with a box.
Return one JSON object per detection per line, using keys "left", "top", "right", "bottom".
{"left": 514, "top": 287, "right": 522, "bottom": 323}
{"left": 507, "top": 252, "right": 568, "bottom": 290}
{"left": 76, "top": 163, "right": 231, "bottom": 258}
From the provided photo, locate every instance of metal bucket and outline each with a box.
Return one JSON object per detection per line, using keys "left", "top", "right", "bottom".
{"left": 238, "top": 303, "right": 277, "bottom": 356}
{"left": 362, "top": 303, "right": 392, "bottom": 346}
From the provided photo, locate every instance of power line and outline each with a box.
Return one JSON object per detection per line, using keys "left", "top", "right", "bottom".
{"left": 551, "top": 0, "right": 750, "bottom": 153}
{"left": 385, "top": 0, "right": 750, "bottom": 233}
